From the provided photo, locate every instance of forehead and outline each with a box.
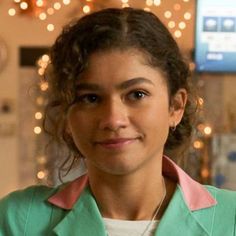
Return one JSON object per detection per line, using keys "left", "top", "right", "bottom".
{"left": 78, "top": 49, "right": 167, "bottom": 85}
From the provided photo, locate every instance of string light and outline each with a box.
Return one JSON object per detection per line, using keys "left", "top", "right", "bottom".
{"left": 53, "top": 2, "right": 61, "bottom": 10}
{"left": 35, "top": 112, "right": 43, "bottom": 120}
{"left": 9, "top": 1, "right": 190, "bottom": 36}
{"left": 174, "top": 3, "right": 181, "bottom": 11}
{"left": 8, "top": 8, "right": 16, "bottom": 16}
{"left": 47, "top": 23, "right": 55, "bottom": 31}
{"left": 164, "top": 11, "right": 172, "bottom": 19}
{"left": 34, "top": 126, "right": 42, "bottom": 134}
{"left": 63, "top": 0, "right": 71, "bottom": 5}
{"left": 36, "top": 0, "right": 44, "bottom": 7}
{"left": 47, "top": 7, "right": 55, "bottom": 15}
{"left": 179, "top": 21, "right": 186, "bottom": 29}
{"left": 153, "top": 0, "right": 161, "bottom": 6}
{"left": 39, "top": 12, "right": 47, "bottom": 20}
{"left": 193, "top": 140, "right": 204, "bottom": 149}
{"left": 168, "top": 21, "right": 176, "bottom": 29}
{"left": 201, "top": 168, "right": 209, "bottom": 179}
{"left": 83, "top": 5, "right": 91, "bottom": 14}
{"left": 20, "top": 2, "right": 28, "bottom": 10}
{"left": 36, "top": 97, "right": 44, "bottom": 106}
{"left": 184, "top": 12, "right": 192, "bottom": 20}
{"left": 198, "top": 97, "right": 204, "bottom": 106}
{"left": 174, "top": 30, "right": 182, "bottom": 38}
{"left": 40, "top": 82, "right": 49, "bottom": 91}
{"left": 204, "top": 126, "right": 212, "bottom": 136}
{"left": 146, "top": 0, "right": 153, "bottom": 7}
{"left": 37, "top": 171, "right": 46, "bottom": 179}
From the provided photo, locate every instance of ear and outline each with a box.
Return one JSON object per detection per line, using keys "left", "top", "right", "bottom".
{"left": 169, "top": 88, "right": 188, "bottom": 128}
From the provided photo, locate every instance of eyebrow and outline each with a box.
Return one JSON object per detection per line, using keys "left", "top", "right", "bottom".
{"left": 76, "top": 77, "right": 155, "bottom": 91}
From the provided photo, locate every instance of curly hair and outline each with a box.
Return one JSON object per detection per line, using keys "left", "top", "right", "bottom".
{"left": 44, "top": 7, "right": 196, "bottom": 177}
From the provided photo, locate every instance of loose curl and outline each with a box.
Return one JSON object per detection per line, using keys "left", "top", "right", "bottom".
{"left": 44, "top": 7, "right": 197, "bottom": 178}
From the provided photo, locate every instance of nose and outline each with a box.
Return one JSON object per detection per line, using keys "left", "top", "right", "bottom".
{"left": 98, "top": 98, "right": 129, "bottom": 131}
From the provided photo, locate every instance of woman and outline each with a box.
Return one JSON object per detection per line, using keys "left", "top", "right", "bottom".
{"left": 1, "top": 8, "right": 235, "bottom": 236}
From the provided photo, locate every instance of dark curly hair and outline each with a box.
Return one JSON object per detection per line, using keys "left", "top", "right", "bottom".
{"left": 44, "top": 7, "right": 196, "bottom": 177}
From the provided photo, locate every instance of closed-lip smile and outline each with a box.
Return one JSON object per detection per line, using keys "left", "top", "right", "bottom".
{"left": 95, "top": 138, "right": 138, "bottom": 149}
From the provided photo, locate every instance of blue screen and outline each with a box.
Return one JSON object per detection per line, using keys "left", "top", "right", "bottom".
{"left": 195, "top": 0, "right": 236, "bottom": 72}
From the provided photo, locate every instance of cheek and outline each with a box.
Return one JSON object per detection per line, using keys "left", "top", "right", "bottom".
{"left": 68, "top": 111, "right": 93, "bottom": 144}
{"left": 139, "top": 102, "right": 170, "bottom": 137}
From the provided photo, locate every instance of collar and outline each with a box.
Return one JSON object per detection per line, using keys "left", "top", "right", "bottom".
{"left": 48, "top": 156, "right": 217, "bottom": 211}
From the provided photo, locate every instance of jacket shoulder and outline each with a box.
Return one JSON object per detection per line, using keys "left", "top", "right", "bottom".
{"left": 206, "top": 185, "right": 236, "bottom": 205}
{"left": 0, "top": 185, "right": 60, "bottom": 235}
{"left": 205, "top": 185, "right": 236, "bottom": 235}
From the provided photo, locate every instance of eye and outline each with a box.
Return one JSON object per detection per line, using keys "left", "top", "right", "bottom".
{"left": 76, "top": 94, "right": 100, "bottom": 104}
{"left": 127, "top": 90, "right": 149, "bottom": 101}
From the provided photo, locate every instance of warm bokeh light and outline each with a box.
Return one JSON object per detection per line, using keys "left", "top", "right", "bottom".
{"left": 20, "top": 2, "right": 28, "bottom": 10}
{"left": 174, "top": 3, "right": 181, "bottom": 11}
{"left": 193, "top": 140, "right": 204, "bottom": 149}
{"left": 197, "top": 123, "right": 205, "bottom": 132}
{"left": 83, "top": 5, "right": 91, "bottom": 14}
{"left": 37, "top": 156, "right": 47, "bottom": 164}
{"left": 153, "top": 0, "right": 161, "bottom": 6}
{"left": 34, "top": 126, "right": 42, "bottom": 134}
{"left": 42, "top": 54, "right": 50, "bottom": 62}
{"left": 189, "top": 62, "right": 196, "bottom": 71}
{"left": 179, "top": 21, "right": 186, "bottom": 29}
{"left": 204, "top": 126, "right": 212, "bottom": 136}
{"left": 47, "top": 23, "right": 55, "bottom": 31}
{"left": 36, "top": 97, "right": 44, "bottom": 106}
{"left": 164, "top": 11, "right": 172, "bottom": 19}
{"left": 36, "top": 0, "right": 44, "bottom": 7}
{"left": 37, "top": 171, "right": 46, "bottom": 179}
{"left": 201, "top": 168, "right": 209, "bottom": 179}
{"left": 184, "top": 12, "right": 192, "bottom": 20}
{"left": 54, "top": 2, "right": 61, "bottom": 10}
{"left": 38, "top": 68, "right": 45, "bottom": 76}
{"left": 121, "top": 0, "right": 129, "bottom": 3}
{"left": 174, "top": 30, "right": 182, "bottom": 38}
{"left": 198, "top": 97, "right": 204, "bottom": 106}
{"left": 14, "top": 0, "right": 21, "bottom": 2}
{"left": 8, "top": 8, "right": 16, "bottom": 16}
{"left": 47, "top": 8, "right": 55, "bottom": 15}
{"left": 63, "top": 0, "right": 71, "bottom": 5}
{"left": 146, "top": 0, "right": 153, "bottom": 6}
{"left": 39, "top": 13, "right": 47, "bottom": 20}
{"left": 168, "top": 21, "right": 175, "bottom": 29}
{"left": 35, "top": 112, "right": 43, "bottom": 120}
{"left": 40, "top": 82, "right": 49, "bottom": 91}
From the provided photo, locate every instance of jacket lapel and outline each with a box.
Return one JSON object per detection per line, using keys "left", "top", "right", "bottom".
{"left": 155, "top": 186, "right": 214, "bottom": 236}
{"left": 52, "top": 187, "right": 107, "bottom": 236}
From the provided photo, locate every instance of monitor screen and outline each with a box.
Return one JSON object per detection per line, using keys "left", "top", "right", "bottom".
{"left": 195, "top": 0, "right": 236, "bottom": 72}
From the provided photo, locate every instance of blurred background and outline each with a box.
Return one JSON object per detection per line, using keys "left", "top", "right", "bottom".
{"left": 1, "top": 0, "right": 236, "bottom": 197}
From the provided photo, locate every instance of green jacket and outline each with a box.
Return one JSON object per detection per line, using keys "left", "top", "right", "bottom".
{"left": 0, "top": 184, "right": 235, "bottom": 236}
{"left": 1, "top": 156, "right": 236, "bottom": 235}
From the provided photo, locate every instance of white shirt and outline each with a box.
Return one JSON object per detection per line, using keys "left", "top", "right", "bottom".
{"left": 103, "top": 218, "right": 159, "bottom": 236}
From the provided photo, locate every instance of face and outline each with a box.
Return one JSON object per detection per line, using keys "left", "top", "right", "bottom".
{"left": 67, "top": 49, "right": 186, "bottom": 176}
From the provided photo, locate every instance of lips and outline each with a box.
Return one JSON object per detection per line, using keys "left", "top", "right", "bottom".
{"left": 95, "top": 138, "right": 138, "bottom": 149}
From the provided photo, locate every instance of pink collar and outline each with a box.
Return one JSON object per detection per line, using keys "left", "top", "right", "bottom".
{"left": 48, "top": 156, "right": 217, "bottom": 211}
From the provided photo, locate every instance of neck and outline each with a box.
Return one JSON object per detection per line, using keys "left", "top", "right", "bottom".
{"left": 87, "top": 160, "right": 170, "bottom": 220}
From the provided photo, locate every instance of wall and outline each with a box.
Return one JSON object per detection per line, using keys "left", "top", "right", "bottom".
{"left": 0, "top": 0, "right": 79, "bottom": 197}
{"left": 1, "top": 0, "right": 236, "bottom": 197}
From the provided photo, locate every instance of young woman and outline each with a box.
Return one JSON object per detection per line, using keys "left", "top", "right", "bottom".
{"left": 1, "top": 8, "right": 235, "bottom": 236}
